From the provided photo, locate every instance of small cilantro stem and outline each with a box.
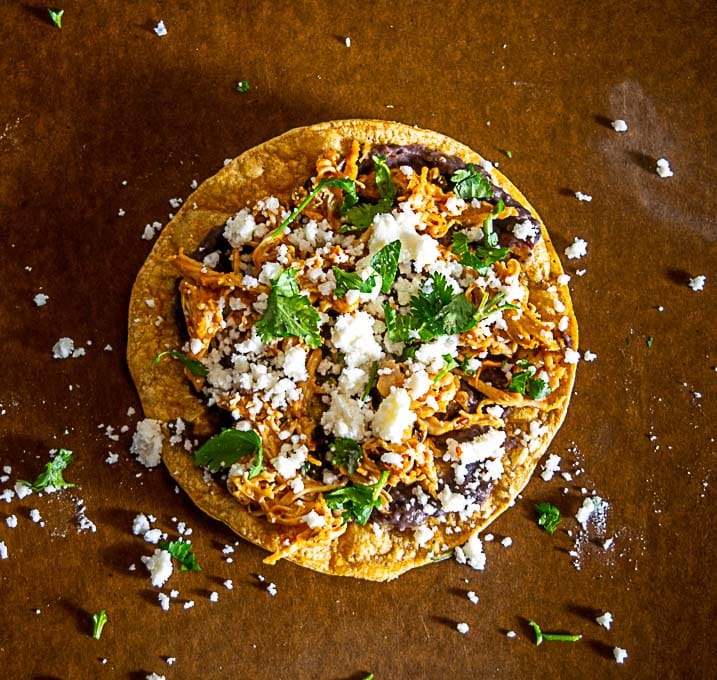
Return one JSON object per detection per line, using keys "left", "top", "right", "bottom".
{"left": 91, "top": 610, "right": 108, "bottom": 640}
{"left": 528, "top": 620, "right": 582, "bottom": 645}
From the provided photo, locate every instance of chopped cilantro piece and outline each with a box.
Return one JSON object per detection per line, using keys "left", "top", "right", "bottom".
{"left": 235, "top": 80, "right": 250, "bottom": 93}
{"left": 19, "top": 448, "right": 75, "bottom": 492}
{"left": 328, "top": 437, "right": 364, "bottom": 475}
{"left": 451, "top": 231, "right": 510, "bottom": 275}
{"left": 332, "top": 266, "right": 377, "bottom": 298}
{"left": 527, "top": 377, "right": 550, "bottom": 400}
{"left": 160, "top": 539, "right": 201, "bottom": 572}
{"left": 383, "top": 303, "right": 413, "bottom": 344}
{"left": 48, "top": 8, "right": 64, "bottom": 29}
{"left": 429, "top": 550, "right": 454, "bottom": 562}
{"left": 271, "top": 177, "right": 357, "bottom": 238}
{"left": 91, "top": 610, "right": 108, "bottom": 640}
{"left": 450, "top": 164, "right": 493, "bottom": 200}
{"left": 194, "top": 429, "right": 263, "bottom": 476}
{"left": 370, "top": 240, "right": 401, "bottom": 293}
{"left": 528, "top": 620, "right": 582, "bottom": 645}
{"left": 152, "top": 350, "right": 208, "bottom": 377}
{"left": 410, "top": 273, "right": 477, "bottom": 342}
{"left": 474, "top": 290, "right": 517, "bottom": 322}
{"left": 508, "top": 361, "right": 551, "bottom": 401}
{"left": 255, "top": 268, "right": 321, "bottom": 347}
{"left": 342, "top": 155, "right": 397, "bottom": 231}
{"left": 325, "top": 471, "right": 389, "bottom": 525}
{"left": 434, "top": 354, "right": 458, "bottom": 383}
{"left": 362, "top": 361, "right": 379, "bottom": 401}
{"left": 535, "top": 502, "right": 561, "bottom": 534}
{"left": 646, "top": 336, "right": 654, "bottom": 348}
{"left": 505, "top": 150, "right": 513, "bottom": 159}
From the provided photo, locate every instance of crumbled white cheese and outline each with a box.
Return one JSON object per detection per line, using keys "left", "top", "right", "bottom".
{"left": 6, "top": 514, "right": 17, "bottom": 528}
{"left": 130, "top": 419, "right": 163, "bottom": 468}
{"left": 512, "top": 219, "right": 539, "bottom": 241}
{"left": 413, "top": 524, "right": 435, "bottom": 547}
{"left": 656, "top": 158, "right": 673, "bottom": 178}
{"left": 34, "top": 293, "right": 49, "bottom": 307}
{"left": 224, "top": 209, "right": 257, "bottom": 247}
{"left": 302, "top": 510, "right": 325, "bottom": 529}
{"left": 611, "top": 119, "right": 628, "bottom": 132}
{"left": 541, "top": 453, "right": 561, "bottom": 481}
{"left": 344, "top": 36, "right": 351, "bottom": 47}
{"left": 132, "top": 513, "right": 151, "bottom": 536}
{"left": 613, "top": 647, "right": 628, "bottom": 664}
{"left": 501, "top": 536, "right": 513, "bottom": 548}
{"left": 158, "top": 593, "right": 170, "bottom": 611}
{"left": 223, "top": 579, "right": 233, "bottom": 590}
{"left": 564, "top": 237, "right": 588, "bottom": 260}
{"left": 688, "top": 275, "right": 706, "bottom": 292}
{"left": 506, "top": 630, "right": 517, "bottom": 638}
{"left": 153, "top": 20, "right": 168, "bottom": 37}
{"left": 583, "top": 350, "right": 597, "bottom": 362}
{"left": 144, "top": 528, "right": 163, "bottom": 544}
{"left": 456, "top": 622, "right": 470, "bottom": 634}
{"left": 596, "top": 612, "right": 613, "bottom": 630}
{"left": 372, "top": 388, "right": 416, "bottom": 444}
{"left": 454, "top": 533, "right": 486, "bottom": 571}
{"left": 331, "top": 311, "right": 384, "bottom": 367}
{"left": 467, "top": 591, "right": 479, "bottom": 604}
{"left": 575, "top": 191, "right": 593, "bottom": 202}
{"left": 575, "top": 495, "right": 608, "bottom": 529}
{"left": 209, "top": 591, "right": 219, "bottom": 603}
{"left": 30, "top": 508, "right": 42, "bottom": 523}
{"left": 0, "top": 541, "right": 7, "bottom": 560}
{"left": 281, "top": 346, "right": 308, "bottom": 381}
{"left": 564, "top": 348, "right": 580, "bottom": 364}
{"left": 141, "top": 549, "right": 173, "bottom": 588}
{"left": 52, "top": 337, "right": 75, "bottom": 359}
{"left": 15, "top": 482, "right": 32, "bottom": 499}
{"left": 369, "top": 207, "right": 440, "bottom": 272}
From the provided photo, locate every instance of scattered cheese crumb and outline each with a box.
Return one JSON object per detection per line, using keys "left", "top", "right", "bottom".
{"left": 52, "top": 337, "right": 75, "bottom": 359}
{"left": 611, "top": 119, "right": 628, "bottom": 132}
{"left": 613, "top": 647, "right": 628, "bottom": 664}
{"left": 454, "top": 534, "right": 486, "bottom": 571}
{"left": 183, "top": 600, "right": 194, "bottom": 610}
{"left": 158, "top": 593, "right": 170, "bottom": 611}
{"left": 141, "top": 549, "right": 173, "bottom": 588}
{"left": 656, "top": 158, "right": 673, "bottom": 178}
{"left": 344, "top": 36, "right": 351, "bottom": 47}
{"left": 456, "top": 622, "right": 470, "bottom": 634}
{"left": 130, "top": 419, "right": 163, "bottom": 468}
{"left": 596, "top": 612, "right": 613, "bottom": 630}
{"left": 583, "top": 350, "right": 597, "bottom": 362}
{"left": 118, "top": 208, "right": 125, "bottom": 217}
{"left": 209, "top": 591, "right": 219, "bottom": 603}
{"left": 30, "top": 508, "right": 42, "bottom": 523}
{"left": 153, "top": 20, "right": 168, "bottom": 37}
{"left": 501, "top": 537, "right": 513, "bottom": 548}
{"left": 0, "top": 541, "right": 7, "bottom": 560}
{"left": 467, "top": 591, "right": 479, "bottom": 604}
{"left": 266, "top": 582, "right": 277, "bottom": 597}
{"left": 564, "top": 348, "right": 580, "bottom": 364}
{"left": 564, "top": 237, "right": 588, "bottom": 260}
{"left": 223, "top": 579, "right": 233, "bottom": 590}
{"left": 6, "top": 514, "right": 17, "bottom": 528}
{"left": 575, "top": 191, "right": 593, "bottom": 202}
{"left": 541, "top": 453, "right": 561, "bottom": 481}
{"left": 688, "top": 275, "right": 706, "bottom": 292}
{"left": 33, "top": 293, "right": 49, "bottom": 307}
{"left": 166, "top": 657, "right": 176, "bottom": 666}
{"left": 132, "top": 513, "right": 151, "bottom": 536}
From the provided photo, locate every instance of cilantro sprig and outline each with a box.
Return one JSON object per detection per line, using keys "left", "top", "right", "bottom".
{"left": 535, "top": 502, "right": 561, "bottom": 534}
{"left": 362, "top": 361, "right": 379, "bottom": 401}
{"left": 91, "top": 610, "right": 108, "bottom": 640}
{"left": 528, "top": 620, "right": 582, "bottom": 645}
{"left": 434, "top": 354, "right": 458, "bottom": 383}
{"left": 341, "top": 155, "right": 397, "bottom": 231}
{"left": 160, "top": 539, "right": 201, "bottom": 572}
{"left": 235, "top": 80, "right": 250, "bottom": 93}
{"left": 19, "top": 449, "right": 75, "bottom": 492}
{"left": 255, "top": 268, "right": 321, "bottom": 347}
{"left": 450, "top": 164, "right": 493, "bottom": 200}
{"left": 451, "top": 199, "right": 509, "bottom": 274}
{"left": 325, "top": 470, "right": 389, "bottom": 525}
{"left": 508, "top": 359, "right": 551, "bottom": 400}
{"left": 328, "top": 437, "right": 364, "bottom": 475}
{"left": 194, "top": 429, "right": 263, "bottom": 477}
{"left": 152, "top": 350, "right": 208, "bottom": 377}
{"left": 48, "top": 8, "right": 64, "bottom": 29}
{"left": 332, "top": 267, "right": 377, "bottom": 298}
{"left": 371, "top": 240, "right": 401, "bottom": 293}
{"left": 270, "top": 177, "right": 357, "bottom": 239}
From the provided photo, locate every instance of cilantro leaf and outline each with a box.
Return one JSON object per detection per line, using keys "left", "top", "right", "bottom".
{"left": 451, "top": 231, "right": 509, "bottom": 275}
{"left": 646, "top": 336, "right": 654, "bottom": 348}
{"left": 271, "top": 177, "right": 357, "bottom": 238}
{"left": 508, "top": 361, "right": 551, "bottom": 400}
{"left": 91, "top": 610, "right": 108, "bottom": 640}
{"left": 235, "top": 80, "right": 250, "bottom": 93}
{"left": 328, "top": 437, "right": 364, "bottom": 475}
{"left": 160, "top": 539, "right": 201, "bottom": 572}
{"left": 194, "top": 429, "right": 263, "bottom": 476}
{"left": 527, "top": 377, "right": 550, "bottom": 400}
{"left": 434, "top": 354, "right": 458, "bottom": 383}
{"left": 450, "top": 164, "right": 493, "bottom": 200}
{"left": 535, "top": 502, "right": 561, "bottom": 534}
{"left": 474, "top": 290, "right": 517, "bottom": 322}
{"left": 528, "top": 620, "right": 582, "bottom": 645}
{"left": 325, "top": 470, "right": 389, "bottom": 525}
{"left": 410, "top": 273, "right": 477, "bottom": 342}
{"left": 341, "top": 155, "right": 397, "bottom": 231}
{"left": 332, "top": 267, "right": 377, "bottom": 298}
{"left": 370, "top": 240, "right": 401, "bottom": 293}
{"left": 19, "top": 448, "right": 75, "bottom": 492}
{"left": 48, "top": 8, "right": 64, "bottom": 29}
{"left": 152, "top": 349, "right": 208, "bottom": 377}
{"left": 383, "top": 303, "right": 413, "bottom": 343}
{"left": 362, "top": 361, "right": 379, "bottom": 401}
{"left": 255, "top": 269, "right": 321, "bottom": 347}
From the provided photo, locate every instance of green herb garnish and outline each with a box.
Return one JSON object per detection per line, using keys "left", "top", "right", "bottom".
{"left": 362, "top": 361, "right": 379, "bottom": 401}
{"left": 434, "top": 354, "right": 458, "bottom": 383}
{"left": 235, "top": 80, "right": 250, "bottom": 93}
{"left": 528, "top": 620, "right": 582, "bottom": 645}
{"left": 194, "top": 429, "right": 263, "bottom": 476}
{"left": 328, "top": 437, "right": 364, "bottom": 475}
{"left": 332, "top": 267, "right": 377, "bottom": 298}
{"left": 341, "top": 155, "right": 397, "bottom": 231}
{"left": 371, "top": 240, "right": 401, "bottom": 293}
{"left": 271, "top": 177, "right": 357, "bottom": 239}
{"left": 429, "top": 550, "right": 454, "bottom": 562}
{"left": 535, "top": 502, "right": 561, "bottom": 534}
{"left": 19, "top": 448, "right": 74, "bottom": 492}
{"left": 505, "top": 150, "right": 513, "bottom": 159}
{"left": 451, "top": 231, "right": 510, "bottom": 275}
{"left": 409, "top": 273, "right": 477, "bottom": 342}
{"left": 160, "top": 539, "right": 201, "bottom": 572}
{"left": 91, "top": 610, "right": 108, "bottom": 640}
{"left": 646, "top": 336, "right": 654, "bottom": 348}
{"left": 325, "top": 470, "right": 389, "bottom": 525}
{"left": 450, "top": 164, "right": 493, "bottom": 200}
{"left": 152, "top": 349, "right": 208, "bottom": 377}
{"left": 48, "top": 8, "right": 64, "bottom": 29}
{"left": 255, "top": 268, "right": 321, "bottom": 347}
{"left": 508, "top": 360, "right": 551, "bottom": 400}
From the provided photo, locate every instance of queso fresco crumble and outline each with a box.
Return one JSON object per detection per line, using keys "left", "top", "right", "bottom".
{"left": 160, "top": 140, "right": 577, "bottom": 563}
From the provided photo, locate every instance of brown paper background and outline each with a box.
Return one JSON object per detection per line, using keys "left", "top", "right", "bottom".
{"left": 0, "top": 2, "right": 714, "bottom": 678}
